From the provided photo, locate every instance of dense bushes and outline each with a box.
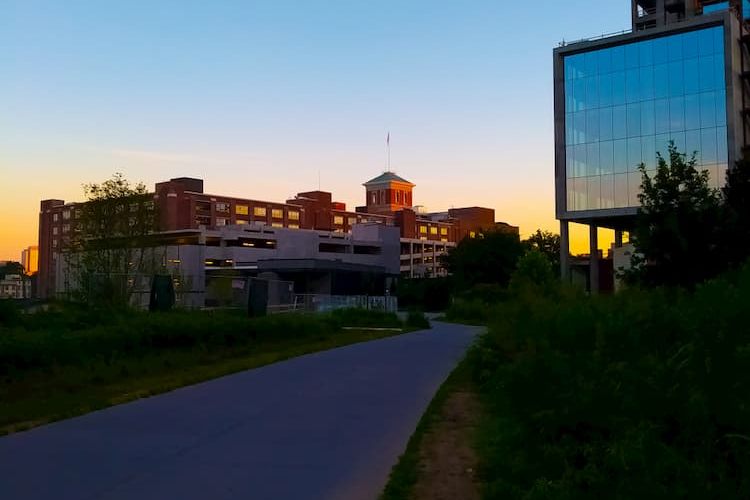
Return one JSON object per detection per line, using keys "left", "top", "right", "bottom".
{"left": 395, "top": 278, "right": 452, "bottom": 312}
{"left": 0, "top": 306, "right": 405, "bottom": 376}
{"left": 469, "top": 265, "right": 750, "bottom": 498}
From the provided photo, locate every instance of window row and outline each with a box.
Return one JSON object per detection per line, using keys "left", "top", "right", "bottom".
{"left": 231, "top": 204, "right": 299, "bottom": 220}
{"left": 567, "top": 164, "right": 727, "bottom": 211}
{"left": 566, "top": 56, "right": 724, "bottom": 112}
{"left": 565, "top": 26, "right": 723, "bottom": 81}
{"left": 566, "top": 91, "right": 726, "bottom": 145}
{"left": 567, "top": 127, "right": 727, "bottom": 178}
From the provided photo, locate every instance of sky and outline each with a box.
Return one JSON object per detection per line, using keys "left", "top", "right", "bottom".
{"left": 0, "top": 0, "right": 631, "bottom": 261}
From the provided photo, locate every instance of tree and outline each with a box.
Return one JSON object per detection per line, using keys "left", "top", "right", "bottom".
{"left": 442, "top": 230, "right": 525, "bottom": 291}
{"left": 508, "top": 249, "right": 557, "bottom": 297}
{"left": 628, "top": 142, "right": 723, "bottom": 288}
{"left": 64, "top": 173, "right": 161, "bottom": 306}
{"left": 523, "top": 229, "right": 561, "bottom": 271}
{"left": 722, "top": 158, "right": 750, "bottom": 268}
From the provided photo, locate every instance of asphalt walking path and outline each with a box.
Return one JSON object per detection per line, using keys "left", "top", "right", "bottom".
{"left": 0, "top": 321, "right": 480, "bottom": 500}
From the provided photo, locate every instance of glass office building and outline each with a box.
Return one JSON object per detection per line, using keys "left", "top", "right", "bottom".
{"left": 564, "top": 25, "right": 728, "bottom": 212}
{"left": 553, "top": 0, "right": 748, "bottom": 289}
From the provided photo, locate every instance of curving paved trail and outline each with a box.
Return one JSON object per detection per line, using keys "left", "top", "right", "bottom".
{"left": 0, "top": 321, "right": 480, "bottom": 500}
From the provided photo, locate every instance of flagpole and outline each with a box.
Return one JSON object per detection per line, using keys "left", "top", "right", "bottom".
{"left": 387, "top": 132, "right": 391, "bottom": 173}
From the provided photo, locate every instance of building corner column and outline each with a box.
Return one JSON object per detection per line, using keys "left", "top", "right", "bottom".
{"left": 560, "top": 220, "right": 570, "bottom": 282}
{"left": 614, "top": 229, "right": 623, "bottom": 248}
{"left": 589, "top": 224, "right": 599, "bottom": 294}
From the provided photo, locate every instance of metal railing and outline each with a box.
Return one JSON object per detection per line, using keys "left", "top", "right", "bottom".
{"left": 288, "top": 294, "right": 398, "bottom": 313}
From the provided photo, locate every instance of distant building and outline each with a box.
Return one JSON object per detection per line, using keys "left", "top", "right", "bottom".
{"left": 554, "top": 0, "right": 749, "bottom": 291}
{"left": 38, "top": 172, "right": 518, "bottom": 300}
{"left": 0, "top": 274, "right": 30, "bottom": 299}
{"left": 21, "top": 246, "right": 38, "bottom": 275}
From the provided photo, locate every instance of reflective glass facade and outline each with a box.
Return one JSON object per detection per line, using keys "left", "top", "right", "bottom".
{"left": 564, "top": 26, "right": 728, "bottom": 212}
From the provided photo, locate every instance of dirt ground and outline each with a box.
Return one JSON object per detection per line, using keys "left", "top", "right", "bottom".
{"left": 411, "top": 389, "right": 481, "bottom": 500}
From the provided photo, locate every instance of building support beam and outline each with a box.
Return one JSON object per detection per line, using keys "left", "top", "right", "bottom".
{"left": 589, "top": 224, "right": 599, "bottom": 294}
{"left": 560, "top": 220, "right": 570, "bottom": 281}
{"left": 614, "top": 229, "right": 623, "bottom": 248}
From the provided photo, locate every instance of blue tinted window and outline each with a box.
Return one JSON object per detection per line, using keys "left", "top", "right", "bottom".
{"left": 703, "top": 2, "right": 728, "bottom": 14}
{"left": 613, "top": 105, "right": 627, "bottom": 139}
{"left": 614, "top": 139, "right": 628, "bottom": 174}
{"left": 641, "top": 100, "right": 655, "bottom": 135}
{"left": 563, "top": 26, "right": 728, "bottom": 211}
{"left": 627, "top": 103, "right": 641, "bottom": 137}
{"left": 655, "top": 99, "right": 670, "bottom": 133}
{"left": 599, "top": 107, "right": 613, "bottom": 140}
{"left": 684, "top": 94, "right": 700, "bottom": 130}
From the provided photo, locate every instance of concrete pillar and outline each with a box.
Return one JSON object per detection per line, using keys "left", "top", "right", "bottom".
{"left": 560, "top": 220, "right": 570, "bottom": 281}
{"left": 432, "top": 243, "right": 437, "bottom": 276}
{"left": 614, "top": 229, "right": 623, "bottom": 248}
{"left": 589, "top": 224, "right": 599, "bottom": 294}
{"left": 409, "top": 242, "right": 414, "bottom": 279}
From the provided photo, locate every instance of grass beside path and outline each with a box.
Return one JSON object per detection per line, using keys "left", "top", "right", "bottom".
{"left": 0, "top": 305, "right": 421, "bottom": 435}
{"left": 381, "top": 354, "right": 481, "bottom": 500}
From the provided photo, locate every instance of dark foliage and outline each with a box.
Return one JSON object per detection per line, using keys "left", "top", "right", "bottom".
{"left": 395, "top": 277, "right": 452, "bottom": 312}
{"left": 470, "top": 264, "right": 750, "bottom": 498}
{"left": 523, "top": 230, "right": 561, "bottom": 271}
{"left": 0, "top": 306, "right": 403, "bottom": 376}
{"left": 628, "top": 143, "right": 723, "bottom": 288}
{"left": 442, "top": 231, "right": 525, "bottom": 291}
{"left": 405, "top": 310, "right": 430, "bottom": 329}
{"left": 722, "top": 158, "right": 750, "bottom": 268}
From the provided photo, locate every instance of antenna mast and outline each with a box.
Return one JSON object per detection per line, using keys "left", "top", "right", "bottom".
{"left": 386, "top": 132, "right": 391, "bottom": 173}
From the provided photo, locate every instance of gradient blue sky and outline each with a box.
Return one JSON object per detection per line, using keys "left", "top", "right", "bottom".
{"left": 0, "top": 0, "right": 630, "bottom": 260}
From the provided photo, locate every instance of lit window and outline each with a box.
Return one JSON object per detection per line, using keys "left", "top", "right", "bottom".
{"left": 272, "top": 208, "right": 284, "bottom": 219}
{"left": 288, "top": 223, "right": 300, "bottom": 229}
{"left": 288, "top": 211, "right": 300, "bottom": 221}
{"left": 441, "top": 238, "right": 448, "bottom": 242}
{"left": 470, "top": 231, "right": 476, "bottom": 238}
{"left": 271, "top": 222, "right": 283, "bottom": 228}
{"left": 236, "top": 205, "right": 249, "bottom": 215}
{"left": 237, "top": 219, "right": 248, "bottom": 225}
{"left": 334, "top": 215, "right": 344, "bottom": 225}
{"left": 419, "top": 226, "right": 427, "bottom": 234}
{"left": 440, "top": 227, "right": 448, "bottom": 235}
{"left": 216, "top": 202, "right": 229, "bottom": 212}
{"left": 430, "top": 227, "right": 438, "bottom": 235}
{"left": 254, "top": 207, "right": 267, "bottom": 217}
{"left": 348, "top": 217, "right": 357, "bottom": 225}
{"left": 216, "top": 217, "right": 227, "bottom": 226}
{"left": 419, "top": 236, "right": 427, "bottom": 241}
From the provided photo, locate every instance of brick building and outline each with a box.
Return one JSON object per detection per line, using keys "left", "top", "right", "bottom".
{"left": 38, "top": 172, "right": 518, "bottom": 298}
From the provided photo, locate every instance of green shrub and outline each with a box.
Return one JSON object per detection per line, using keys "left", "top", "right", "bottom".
{"left": 444, "top": 299, "right": 496, "bottom": 325}
{"left": 0, "top": 300, "right": 20, "bottom": 327}
{"left": 329, "top": 308, "right": 402, "bottom": 328}
{"left": 0, "top": 309, "right": 345, "bottom": 376}
{"left": 470, "top": 263, "right": 750, "bottom": 498}
{"left": 507, "top": 249, "right": 557, "bottom": 297}
{"left": 405, "top": 310, "right": 430, "bottom": 329}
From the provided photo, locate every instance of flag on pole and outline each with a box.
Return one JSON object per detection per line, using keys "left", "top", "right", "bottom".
{"left": 387, "top": 132, "right": 390, "bottom": 146}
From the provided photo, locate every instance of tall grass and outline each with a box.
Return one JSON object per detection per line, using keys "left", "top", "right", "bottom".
{"left": 469, "top": 265, "right": 750, "bottom": 498}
